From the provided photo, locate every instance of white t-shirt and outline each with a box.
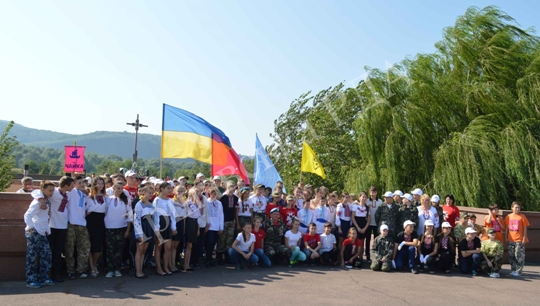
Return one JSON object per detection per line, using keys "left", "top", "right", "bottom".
{"left": 249, "top": 195, "right": 267, "bottom": 214}
{"left": 351, "top": 203, "right": 369, "bottom": 218}
{"left": 67, "top": 188, "right": 87, "bottom": 226}
{"left": 320, "top": 233, "right": 337, "bottom": 252}
{"left": 285, "top": 230, "right": 303, "bottom": 247}
{"left": 237, "top": 199, "right": 252, "bottom": 217}
{"left": 235, "top": 232, "right": 256, "bottom": 253}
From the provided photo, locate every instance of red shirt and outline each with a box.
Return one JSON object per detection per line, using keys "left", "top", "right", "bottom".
{"left": 124, "top": 185, "right": 138, "bottom": 202}
{"left": 281, "top": 207, "right": 298, "bottom": 228}
{"left": 443, "top": 205, "right": 460, "bottom": 228}
{"left": 304, "top": 233, "right": 320, "bottom": 249}
{"left": 253, "top": 228, "right": 266, "bottom": 250}
{"left": 265, "top": 203, "right": 280, "bottom": 218}
{"left": 342, "top": 238, "right": 363, "bottom": 248}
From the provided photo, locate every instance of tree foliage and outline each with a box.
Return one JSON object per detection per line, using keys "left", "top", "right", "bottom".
{"left": 271, "top": 6, "right": 540, "bottom": 210}
{"left": 0, "top": 121, "right": 19, "bottom": 191}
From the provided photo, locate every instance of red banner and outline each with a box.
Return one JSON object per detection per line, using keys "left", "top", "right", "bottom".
{"left": 64, "top": 146, "right": 86, "bottom": 173}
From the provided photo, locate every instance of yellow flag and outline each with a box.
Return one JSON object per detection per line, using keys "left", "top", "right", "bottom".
{"left": 301, "top": 141, "right": 326, "bottom": 179}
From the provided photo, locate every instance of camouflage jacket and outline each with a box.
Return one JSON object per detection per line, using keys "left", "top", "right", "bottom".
{"left": 264, "top": 219, "right": 287, "bottom": 244}
{"left": 371, "top": 235, "right": 394, "bottom": 261}
{"left": 481, "top": 239, "right": 504, "bottom": 257}
{"left": 397, "top": 205, "right": 419, "bottom": 230}
{"left": 375, "top": 203, "right": 400, "bottom": 234}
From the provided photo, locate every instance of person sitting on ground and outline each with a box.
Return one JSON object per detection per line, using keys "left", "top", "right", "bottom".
{"left": 319, "top": 222, "right": 338, "bottom": 265}
{"left": 228, "top": 222, "right": 258, "bottom": 270}
{"left": 418, "top": 220, "right": 438, "bottom": 274}
{"left": 435, "top": 222, "right": 455, "bottom": 274}
{"left": 480, "top": 228, "right": 504, "bottom": 278}
{"left": 303, "top": 223, "right": 321, "bottom": 266}
{"left": 459, "top": 227, "right": 482, "bottom": 275}
{"left": 341, "top": 227, "right": 363, "bottom": 269}
{"left": 371, "top": 224, "right": 394, "bottom": 272}
{"left": 393, "top": 220, "right": 419, "bottom": 274}
{"left": 264, "top": 208, "right": 289, "bottom": 263}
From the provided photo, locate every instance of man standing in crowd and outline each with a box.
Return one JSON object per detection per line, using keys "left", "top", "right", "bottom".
{"left": 411, "top": 188, "right": 422, "bottom": 206}
{"left": 17, "top": 177, "right": 34, "bottom": 193}
{"left": 375, "top": 191, "right": 400, "bottom": 238}
{"left": 365, "top": 186, "right": 382, "bottom": 263}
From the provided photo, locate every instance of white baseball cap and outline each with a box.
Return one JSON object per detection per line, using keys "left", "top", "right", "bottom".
{"left": 403, "top": 220, "right": 416, "bottom": 228}
{"left": 125, "top": 170, "right": 137, "bottom": 177}
{"left": 441, "top": 222, "right": 452, "bottom": 228}
{"left": 402, "top": 193, "right": 413, "bottom": 201}
{"left": 465, "top": 227, "right": 477, "bottom": 234}
{"left": 425, "top": 220, "right": 434, "bottom": 226}
{"left": 383, "top": 191, "right": 394, "bottom": 198}
{"left": 196, "top": 173, "right": 205, "bottom": 179}
{"left": 411, "top": 188, "right": 423, "bottom": 196}
{"left": 431, "top": 194, "right": 440, "bottom": 203}
{"left": 85, "top": 177, "right": 92, "bottom": 183}
{"left": 380, "top": 224, "right": 389, "bottom": 231}
{"left": 393, "top": 190, "right": 403, "bottom": 197}
{"left": 213, "top": 175, "right": 221, "bottom": 180}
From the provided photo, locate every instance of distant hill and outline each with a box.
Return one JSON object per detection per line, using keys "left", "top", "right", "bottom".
{"left": 0, "top": 120, "right": 253, "bottom": 160}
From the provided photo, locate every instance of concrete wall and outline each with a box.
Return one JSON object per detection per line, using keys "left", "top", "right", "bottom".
{"left": 1, "top": 193, "right": 538, "bottom": 281}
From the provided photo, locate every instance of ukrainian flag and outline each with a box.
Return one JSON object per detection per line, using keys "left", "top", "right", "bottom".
{"left": 161, "top": 104, "right": 250, "bottom": 183}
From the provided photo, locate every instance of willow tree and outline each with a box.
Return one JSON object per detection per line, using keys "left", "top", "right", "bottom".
{"left": 348, "top": 6, "right": 540, "bottom": 210}
{"left": 0, "top": 121, "right": 19, "bottom": 191}
{"left": 268, "top": 83, "right": 362, "bottom": 192}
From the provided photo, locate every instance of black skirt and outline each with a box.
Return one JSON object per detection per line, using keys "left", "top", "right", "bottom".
{"left": 339, "top": 218, "right": 351, "bottom": 238}
{"left": 86, "top": 212, "right": 105, "bottom": 253}
{"left": 173, "top": 219, "right": 185, "bottom": 242}
{"left": 159, "top": 215, "right": 172, "bottom": 240}
{"left": 355, "top": 216, "right": 368, "bottom": 239}
{"left": 140, "top": 217, "right": 155, "bottom": 242}
{"left": 185, "top": 217, "right": 199, "bottom": 243}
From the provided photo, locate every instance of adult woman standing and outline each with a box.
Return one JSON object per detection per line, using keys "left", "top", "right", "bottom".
{"left": 417, "top": 194, "right": 439, "bottom": 236}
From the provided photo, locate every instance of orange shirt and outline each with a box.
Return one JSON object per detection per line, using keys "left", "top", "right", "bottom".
{"left": 483, "top": 216, "right": 505, "bottom": 242}
{"left": 505, "top": 213, "right": 530, "bottom": 243}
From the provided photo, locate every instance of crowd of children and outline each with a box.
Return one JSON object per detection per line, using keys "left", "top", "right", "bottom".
{"left": 23, "top": 173, "right": 531, "bottom": 288}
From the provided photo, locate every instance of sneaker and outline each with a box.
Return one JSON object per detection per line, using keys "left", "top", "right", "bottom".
{"left": 68, "top": 273, "right": 77, "bottom": 280}
{"left": 79, "top": 273, "right": 88, "bottom": 279}
{"left": 489, "top": 273, "right": 498, "bottom": 278}
{"left": 494, "top": 273, "right": 501, "bottom": 278}
{"left": 105, "top": 271, "right": 114, "bottom": 278}
{"left": 42, "top": 279, "right": 56, "bottom": 286}
{"left": 89, "top": 271, "right": 98, "bottom": 279}
{"left": 114, "top": 270, "right": 122, "bottom": 277}
{"left": 411, "top": 268, "right": 419, "bottom": 274}
{"left": 288, "top": 261, "right": 295, "bottom": 268}
{"left": 510, "top": 271, "right": 520, "bottom": 277}
{"left": 26, "top": 281, "right": 42, "bottom": 288}
{"left": 472, "top": 270, "right": 478, "bottom": 276}
{"left": 429, "top": 269, "right": 435, "bottom": 274}
{"left": 344, "top": 261, "right": 353, "bottom": 269}
{"left": 235, "top": 263, "right": 240, "bottom": 270}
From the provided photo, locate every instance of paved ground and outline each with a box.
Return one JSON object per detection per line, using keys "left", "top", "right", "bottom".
{"left": 1, "top": 264, "right": 539, "bottom": 305}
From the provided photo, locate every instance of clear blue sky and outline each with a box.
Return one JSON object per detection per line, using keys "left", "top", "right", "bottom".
{"left": 1, "top": 1, "right": 538, "bottom": 156}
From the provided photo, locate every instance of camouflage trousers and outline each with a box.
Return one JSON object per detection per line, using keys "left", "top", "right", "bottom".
{"left": 217, "top": 221, "right": 235, "bottom": 253}
{"left": 371, "top": 259, "right": 391, "bottom": 272}
{"left": 25, "top": 230, "right": 52, "bottom": 283}
{"left": 264, "top": 242, "right": 290, "bottom": 260}
{"left": 508, "top": 242, "right": 525, "bottom": 274}
{"left": 106, "top": 228, "right": 126, "bottom": 272}
{"left": 65, "top": 223, "right": 90, "bottom": 274}
{"left": 480, "top": 254, "right": 503, "bottom": 273}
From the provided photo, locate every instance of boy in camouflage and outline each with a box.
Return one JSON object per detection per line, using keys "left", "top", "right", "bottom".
{"left": 264, "top": 208, "right": 290, "bottom": 262}
{"left": 371, "top": 224, "right": 394, "bottom": 272}
{"left": 480, "top": 228, "right": 503, "bottom": 278}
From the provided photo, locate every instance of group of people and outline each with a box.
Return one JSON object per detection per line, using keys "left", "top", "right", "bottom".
{"left": 22, "top": 173, "right": 531, "bottom": 289}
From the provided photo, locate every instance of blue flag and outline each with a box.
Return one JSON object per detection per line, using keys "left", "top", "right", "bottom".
{"left": 254, "top": 134, "right": 285, "bottom": 193}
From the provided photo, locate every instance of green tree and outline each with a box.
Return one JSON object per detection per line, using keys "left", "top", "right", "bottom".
{"left": 0, "top": 121, "right": 19, "bottom": 191}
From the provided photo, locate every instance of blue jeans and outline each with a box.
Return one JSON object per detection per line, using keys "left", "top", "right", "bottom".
{"left": 303, "top": 249, "right": 320, "bottom": 264}
{"left": 290, "top": 246, "right": 306, "bottom": 262}
{"left": 254, "top": 248, "right": 271, "bottom": 267}
{"left": 460, "top": 253, "right": 482, "bottom": 274}
{"left": 228, "top": 248, "right": 259, "bottom": 264}
{"left": 395, "top": 246, "right": 416, "bottom": 269}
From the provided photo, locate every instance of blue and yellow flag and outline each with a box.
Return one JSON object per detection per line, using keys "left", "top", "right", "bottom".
{"left": 161, "top": 104, "right": 249, "bottom": 183}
